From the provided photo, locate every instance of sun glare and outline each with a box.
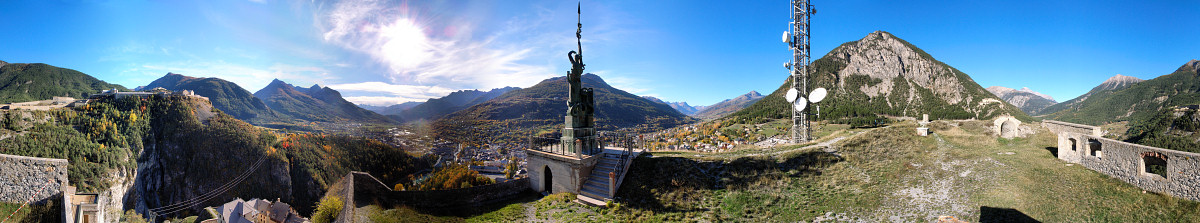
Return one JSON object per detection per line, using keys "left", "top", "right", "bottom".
{"left": 380, "top": 18, "right": 432, "bottom": 71}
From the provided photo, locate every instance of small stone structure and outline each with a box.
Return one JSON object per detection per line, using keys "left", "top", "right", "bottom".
{"left": 916, "top": 114, "right": 930, "bottom": 136}
{"left": 1043, "top": 120, "right": 1200, "bottom": 201}
{"left": 69, "top": 193, "right": 103, "bottom": 223}
{"left": 992, "top": 115, "right": 1029, "bottom": 138}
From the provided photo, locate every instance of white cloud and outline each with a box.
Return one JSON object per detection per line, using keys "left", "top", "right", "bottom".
{"left": 342, "top": 96, "right": 422, "bottom": 106}
{"left": 317, "top": 0, "right": 557, "bottom": 91}
{"left": 328, "top": 81, "right": 454, "bottom": 106}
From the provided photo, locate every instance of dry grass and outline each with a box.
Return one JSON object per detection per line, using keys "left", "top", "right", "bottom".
{"left": 384, "top": 120, "right": 1200, "bottom": 222}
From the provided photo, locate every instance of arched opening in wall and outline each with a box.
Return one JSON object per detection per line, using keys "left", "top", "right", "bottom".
{"left": 1088, "top": 139, "right": 1102, "bottom": 159}
{"left": 1069, "top": 138, "right": 1077, "bottom": 151}
{"left": 1142, "top": 152, "right": 1168, "bottom": 179}
{"left": 1000, "top": 121, "right": 1016, "bottom": 138}
{"left": 543, "top": 165, "right": 553, "bottom": 193}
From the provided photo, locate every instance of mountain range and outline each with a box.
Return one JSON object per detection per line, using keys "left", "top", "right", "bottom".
{"left": 985, "top": 86, "right": 1057, "bottom": 115}
{"left": 1040, "top": 61, "right": 1199, "bottom": 125}
{"left": 730, "top": 31, "right": 1028, "bottom": 123}
{"left": 642, "top": 96, "right": 703, "bottom": 115}
{"left": 0, "top": 60, "right": 128, "bottom": 103}
{"left": 433, "top": 73, "right": 693, "bottom": 143}
{"left": 391, "top": 87, "right": 519, "bottom": 123}
{"left": 693, "top": 91, "right": 764, "bottom": 120}
{"left": 142, "top": 73, "right": 284, "bottom": 122}
{"left": 254, "top": 79, "right": 395, "bottom": 123}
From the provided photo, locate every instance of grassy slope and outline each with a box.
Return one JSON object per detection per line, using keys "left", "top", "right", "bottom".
{"left": 372, "top": 120, "right": 1200, "bottom": 222}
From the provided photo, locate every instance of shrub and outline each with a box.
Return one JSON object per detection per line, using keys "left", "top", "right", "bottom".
{"left": 312, "top": 196, "right": 343, "bottom": 223}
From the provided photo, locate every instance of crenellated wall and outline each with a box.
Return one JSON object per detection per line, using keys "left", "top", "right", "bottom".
{"left": 1044, "top": 121, "right": 1200, "bottom": 201}
{"left": 0, "top": 153, "right": 69, "bottom": 204}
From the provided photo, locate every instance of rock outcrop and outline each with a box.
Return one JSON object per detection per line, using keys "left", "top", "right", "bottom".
{"left": 731, "top": 31, "right": 1029, "bottom": 122}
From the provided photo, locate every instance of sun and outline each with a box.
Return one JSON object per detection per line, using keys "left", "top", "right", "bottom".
{"left": 380, "top": 18, "right": 432, "bottom": 71}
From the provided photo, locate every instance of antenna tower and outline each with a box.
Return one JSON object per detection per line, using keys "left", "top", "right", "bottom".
{"left": 788, "top": 0, "right": 814, "bottom": 143}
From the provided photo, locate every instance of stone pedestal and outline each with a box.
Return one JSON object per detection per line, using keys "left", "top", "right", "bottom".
{"left": 916, "top": 127, "right": 929, "bottom": 136}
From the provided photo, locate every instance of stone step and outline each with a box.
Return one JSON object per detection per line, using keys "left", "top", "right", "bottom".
{"left": 583, "top": 181, "right": 608, "bottom": 193}
{"left": 599, "top": 158, "right": 621, "bottom": 166}
{"left": 575, "top": 194, "right": 607, "bottom": 206}
{"left": 594, "top": 165, "right": 616, "bottom": 173}
{"left": 589, "top": 172, "right": 611, "bottom": 181}
{"left": 601, "top": 156, "right": 622, "bottom": 162}
{"left": 580, "top": 187, "right": 608, "bottom": 200}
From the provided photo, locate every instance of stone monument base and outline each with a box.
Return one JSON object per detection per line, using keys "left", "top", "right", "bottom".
{"left": 916, "top": 127, "right": 929, "bottom": 136}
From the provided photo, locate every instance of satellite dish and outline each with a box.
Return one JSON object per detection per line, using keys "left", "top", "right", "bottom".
{"left": 794, "top": 97, "right": 807, "bottom": 112}
{"left": 783, "top": 62, "right": 791, "bottom": 69}
{"left": 785, "top": 88, "right": 799, "bottom": 103}
{"left": 782, "top": 31, "right": 790, "bottom": 43}
{"left": 809, "top": 88, "right": 828, "bottom": 103}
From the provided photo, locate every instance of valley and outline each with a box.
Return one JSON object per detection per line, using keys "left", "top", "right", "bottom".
{"left": 2, "top": 1, "right": 1199, "bottom": 223}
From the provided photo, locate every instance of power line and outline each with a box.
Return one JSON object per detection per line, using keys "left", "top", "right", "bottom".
{"left": 147, "top": 155, "right": 268, "bottom": 219}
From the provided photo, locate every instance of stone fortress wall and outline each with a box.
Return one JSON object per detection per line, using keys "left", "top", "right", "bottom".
{"left": 0, "top": 153, "right": 69, "bottom": 204}
{"left": 1043, "top": 120, "right": 1200, "bottom": 201}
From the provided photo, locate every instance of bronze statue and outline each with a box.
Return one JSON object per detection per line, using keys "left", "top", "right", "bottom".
{"left": 562, "top": 3, "right": 597, "bottom": 155}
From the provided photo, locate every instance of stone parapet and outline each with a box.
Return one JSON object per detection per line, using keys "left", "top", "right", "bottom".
{"left": 1043, "top": 120, "right": 1102, "bottom": 137}
{"left": 0, "top": 153, "right": 69, "bottom": 204}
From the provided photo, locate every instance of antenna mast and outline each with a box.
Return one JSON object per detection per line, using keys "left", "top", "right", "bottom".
{"left": 788, "top": 0, "right": 814, "bottom": 143}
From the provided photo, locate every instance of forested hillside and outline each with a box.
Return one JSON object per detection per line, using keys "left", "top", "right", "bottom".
{"left": 1040, "top": 60, "right": 1200, "bottom": 125}
{"left": 0, "top": 60, "right": 128, "bottom": 103}
{"left": 143, "top": 73, "right": 284, "bottom": 123}
{"left": 254, "top": 79, "right": 394, "bottom": 124}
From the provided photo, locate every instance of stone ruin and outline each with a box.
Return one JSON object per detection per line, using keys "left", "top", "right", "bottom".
{"left": 992, "top": 115, "right": 1031, "bottom": 138}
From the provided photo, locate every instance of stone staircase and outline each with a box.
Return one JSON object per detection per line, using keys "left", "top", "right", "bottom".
{"left": 577, "top": 153, "right": 628, "bottom": 205}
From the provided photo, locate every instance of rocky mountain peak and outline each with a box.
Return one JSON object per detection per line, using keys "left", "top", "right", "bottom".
{"left": 735, "top": 91, "right": 765, "bottom": 101}
{"left": 1182, "top": 59, "right": 1200, "bottom": 74}
{"left": 1017, "top": 87, "right": 1054, "bottom": 101}
{"left": 0, "top": 60, "right": 7, "bottom": 69}
{"left": 829, "top": 30, "right": 969, "bottom": 104}
{"left": 1097, "top": 74, "right": 1144, "bottom": 91}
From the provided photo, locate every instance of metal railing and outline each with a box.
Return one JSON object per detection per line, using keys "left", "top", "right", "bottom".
{"left": 527, "top": 135, "right": 602, "bottom": 157}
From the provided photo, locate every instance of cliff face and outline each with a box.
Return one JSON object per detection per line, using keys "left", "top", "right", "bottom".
{"left": 126, "top": 97, "right": 300, "bottom": 218}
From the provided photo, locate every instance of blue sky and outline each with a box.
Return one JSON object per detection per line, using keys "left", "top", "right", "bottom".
{"left": 0, "top": 0, "right": 1197, "bottom": 106}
